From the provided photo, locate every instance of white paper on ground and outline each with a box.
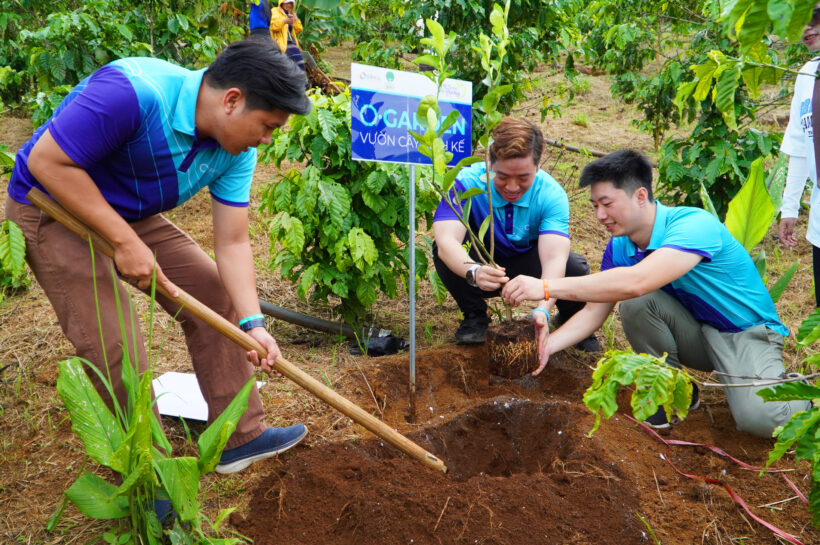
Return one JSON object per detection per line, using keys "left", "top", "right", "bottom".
{"left": 152, "top": 371, "right": 265, "bottom": 421}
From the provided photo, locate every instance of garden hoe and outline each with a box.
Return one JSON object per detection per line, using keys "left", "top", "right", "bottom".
{"left": 26, "top": 187, "right": 447, "bottom": 474}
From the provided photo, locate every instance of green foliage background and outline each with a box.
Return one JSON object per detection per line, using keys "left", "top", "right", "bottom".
{"left": 0, "top": 0, "right": 247, "bottom": 122}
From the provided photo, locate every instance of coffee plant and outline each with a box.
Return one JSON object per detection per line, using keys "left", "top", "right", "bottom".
{"left": 259, "top": 90, "right": 439, "bottom": 326}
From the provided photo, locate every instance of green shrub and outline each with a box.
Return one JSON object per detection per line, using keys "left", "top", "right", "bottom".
{"left": 258, "top": 90, "right": 439, "bottom": 326}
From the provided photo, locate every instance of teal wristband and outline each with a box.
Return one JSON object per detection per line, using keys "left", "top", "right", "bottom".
{"left": 531, "top": 308, "right": 550, "bottom": 322}
{"left": 238, "top": 313, "right": 265, "bottom": 326}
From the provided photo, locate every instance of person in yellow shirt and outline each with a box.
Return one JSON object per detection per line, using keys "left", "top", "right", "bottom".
{"left": 270, "top": 0, "right": 305, "bottom": 70}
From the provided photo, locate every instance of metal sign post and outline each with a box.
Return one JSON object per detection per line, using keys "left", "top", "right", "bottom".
{"left": 408, "top": 164, "right": 416, "bottom": 391}
{"left": 350, "top": 63, "right": 472, "bottom": 393}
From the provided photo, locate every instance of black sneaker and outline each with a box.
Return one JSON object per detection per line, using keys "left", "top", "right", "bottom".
{"left": 644, "top": 383, "right": 699, "bottom": 429}
{"left": 574, "top": 334, "right": 601, "bottom": 352}
{"left": 455, "top": 312, "right": 491, "bottom": 344}
{"left": 644, "top": 406, "right": 672, "bottom": 429}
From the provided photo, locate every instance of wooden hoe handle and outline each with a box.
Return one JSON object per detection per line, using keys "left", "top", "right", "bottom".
{"left": 27, "top": 187, "right": 447, "bottom": 474}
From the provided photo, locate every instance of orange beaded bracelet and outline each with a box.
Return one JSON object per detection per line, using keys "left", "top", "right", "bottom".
{"left": 543, "top": 279, "right": 550, "bottom": 301}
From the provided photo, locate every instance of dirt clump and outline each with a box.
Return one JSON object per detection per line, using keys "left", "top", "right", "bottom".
{"left": 486, "top": 319, "right": 538, "bottom": 379}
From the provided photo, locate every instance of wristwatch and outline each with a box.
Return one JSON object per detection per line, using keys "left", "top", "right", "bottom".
{"left": 465, "top": 264, "right": 480, "bottom": 287}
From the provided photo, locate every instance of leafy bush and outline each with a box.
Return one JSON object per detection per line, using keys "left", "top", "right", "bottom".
{"left": 574, "top": 0, "right": 807, "bottom": 218}
{"left": 259, "top": 90, "right": 439, "bottom": 326}
{"left": 0, "top": 0, "right": 246, "bottom": 119}
{"left": 0, "top": 219, "right": 28, "bottom": 302}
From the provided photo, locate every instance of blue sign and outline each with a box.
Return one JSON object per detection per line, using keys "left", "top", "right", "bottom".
{"left": 351, "top": 63, "right": 472, "bottom": 166}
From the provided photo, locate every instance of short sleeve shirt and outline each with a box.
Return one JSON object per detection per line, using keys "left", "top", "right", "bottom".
{"left": 8, "top": 57, "right": 257, "bottom": 221}
{"left": 781, "top": 58, "right": 820, "bottom": 246}
{"left": 601, "top": 202, "right": 788, "bottom": 336}
{"left": 432, "top": 162, "right": 569, "bottom": 259}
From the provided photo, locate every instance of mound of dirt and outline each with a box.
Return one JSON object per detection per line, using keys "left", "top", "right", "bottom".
{"left": 232, "top": 346, "right": 818, "bottom": 545}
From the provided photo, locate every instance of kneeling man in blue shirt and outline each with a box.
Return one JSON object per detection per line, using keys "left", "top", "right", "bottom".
{"left": 432, "top": 117, "right": 600, "bottom": 356}
{"left": 502, "top": 150, "right": 810, "bottom": 437}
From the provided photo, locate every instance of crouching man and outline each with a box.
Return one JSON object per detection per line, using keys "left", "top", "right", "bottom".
{"left": 502, "top": 150, "right": 809, "bottom": 436}
{"left": 433, "top": 117, "right": 599, "bottom": 362}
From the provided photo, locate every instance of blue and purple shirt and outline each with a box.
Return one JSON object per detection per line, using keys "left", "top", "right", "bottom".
{"left": 8, "top": 57, "right": 257, "bottom": 221}
{"left": 601, "top": 202, "right": 787, "bottom": 336}
{"left": 433, "top": 162, "right": 569, "bottom": 259}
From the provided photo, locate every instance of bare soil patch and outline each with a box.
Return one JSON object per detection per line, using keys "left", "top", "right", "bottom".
{"left": 233, "top": 347, "right": 817, "bottom": 544}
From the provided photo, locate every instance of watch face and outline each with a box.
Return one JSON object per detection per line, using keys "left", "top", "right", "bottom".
{"left": 466, "top": 267, "right": 476, "bottom": 285}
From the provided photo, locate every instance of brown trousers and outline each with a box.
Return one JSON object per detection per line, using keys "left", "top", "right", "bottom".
{"left": 6, "top": 197, "right": 266, "bottom": 449}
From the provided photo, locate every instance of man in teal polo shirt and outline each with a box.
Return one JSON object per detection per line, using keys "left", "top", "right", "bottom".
{"left": 6, "top": 41, "right": 312, "bottom": 478}
{"left": 433, "top": 117, "right": 599, "bottom": 361}
{"left": 502, "top": 150, "right": 810, "bottom": 437}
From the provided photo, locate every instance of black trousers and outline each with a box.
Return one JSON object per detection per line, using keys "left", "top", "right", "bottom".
{"left": 432, "top": 243, "right": 590, "bottom": 319}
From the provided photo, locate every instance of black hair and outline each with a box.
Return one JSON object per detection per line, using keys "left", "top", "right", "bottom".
{"left": 204, "top": 40, "right": 311, "bottom": 115}
{"left": 578, "top": 149, "right": 654, "bottom": 201}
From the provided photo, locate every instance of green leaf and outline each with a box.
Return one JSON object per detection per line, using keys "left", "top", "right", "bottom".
{"left": 0, "top": 219, "right": 26, "bottom": 277}
{"left": 427, "top": 268, "right": 448, "bottom": 306}
{"left": 691, "top": 60, "right": 717, "bottom": 102}
{"left": 723, "top": 157, "right": 775, "bottom": 251}
{"left": 765, "top": 406, "right": 820, "bottom": 468}
{"left": 752, "top": 250, "right": 767, "bottom": 279}
{"left": 459, "top": 187, "right": 486, "bottom": 200}
{"left": 65, "top": 472, "right": 128, "bottom": 520}
{"left": 698, "top": 181, "right": 719, "bottom": 218}
{"left": 735, "top": 0, "right": 769, "bottom": 52}
{"left": 786, "top": 0, "right": 815, "bottom": 43}
{"left": 57, "top": 358, "right": 124, "bottom": 468}
{"left": 712, "top": 63, "right": 741, "bottom": 130}
{"left": 413, "top": 54, "right": 439, "bottom": 69}
{"left": 477, "top": 215, "right": 491, "bottom": 243}
{"left": 355, "top": 281, "right": 377, "bottom": 307}
{"left": 425, "top": 19, "right": 446, "bottom": 56}
{"left": 298, "top": 263, "right": 319, "bottom": 299}
{"left": 768, "top": 259, "right": 799, "bottom": 303}
{"left": 283, "top": 216, "right": 305, "bottom": 258}
{"left": 155, "top": 456, "right": 200, "bottom": 522}
{"left": 197, "top": 378, "right": 254, "bottom": 474}
{"left": 437, "top": 110, "right": 461, "bottom": 137}
{"left": 765, "top": 152, "right": 788, "bottom": 214}
{"left": 797, "top": 308, "right": 820, "bottom": 346}
{"left": 316, "top": 108, "right": 340, "bottom": 143}
{"left": 443, "top": 156, "right": 483, "bottom": 192}
{"left": 348, "top": 228, "right": 378, "bottom": 270}
{"left": 758, "top": 382, "right": 820, "bottom": 402}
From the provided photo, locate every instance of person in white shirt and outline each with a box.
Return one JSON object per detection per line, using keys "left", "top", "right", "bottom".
{"left": 779, "top": 4, "right": 820, "bottom": 307}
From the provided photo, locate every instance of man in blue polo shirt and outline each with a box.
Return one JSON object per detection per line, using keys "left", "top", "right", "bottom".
{"left": 5, "top": 41, "right": 312, "bottom": 475}
{"left": 502, "top": 150, "right": 810, "bottom": 437}
{"left": 433, "top": 117, "right": 599, "bottom": 361}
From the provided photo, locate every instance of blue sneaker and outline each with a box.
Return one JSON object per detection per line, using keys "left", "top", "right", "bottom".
{"left": 154, "top": 498, "right": 175, "bottom": 524}
{"left": 215, "top": 424, "right": 307, "bottom": 474}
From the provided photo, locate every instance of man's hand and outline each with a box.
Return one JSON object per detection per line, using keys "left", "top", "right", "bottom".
{"left": 531, "top": 310, "right": 550, "bottom": 376}
{"left": 779, "top": 217, "right": 798, "bottom": 247}
{"left": 475, "top": 265, "right": 509, "bottom": 291}
{"left": 245, "top": 327, "right": 282, "bottom": 374}
{"left": 501, "top": 275, "right": 544, "bottom": 306}
{"left": 285, "top": 13, "right": 297, "bottom": 23}
{"left": 114, "top": 237, "right": 179, "bottom": 297}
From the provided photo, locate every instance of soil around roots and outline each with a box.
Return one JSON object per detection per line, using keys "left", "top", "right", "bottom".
{"left": 232, "top": 345, "right": 818, "bottom": 545}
